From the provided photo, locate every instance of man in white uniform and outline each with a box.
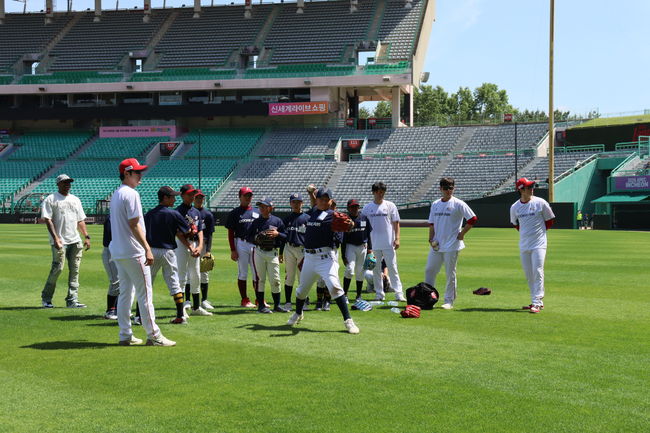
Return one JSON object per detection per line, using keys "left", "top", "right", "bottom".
{"left": 361, "top": 182, "right": 406, "bottom": 302}
{"left": 425, "top": 177, "right": 478, "bottom": 309}
{"left": 41, "top": 174, "right": 91, "bottom": 308}
{"left": 510, "top": 178, "right": 555, "bottom": 314}
{"left": 109, "top": 158, "right": 175, "bottom": 346}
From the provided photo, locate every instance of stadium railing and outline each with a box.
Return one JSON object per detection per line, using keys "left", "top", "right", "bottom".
{"left": 19, "top": 71, "right": 123, "bottom": 85}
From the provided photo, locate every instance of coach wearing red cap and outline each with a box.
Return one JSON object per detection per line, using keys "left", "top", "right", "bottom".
{"left": 109, "top": 158, "right": 175, "bottom": 346}
{"left": 510, "top": 178, "right": 555, "bottom": 314}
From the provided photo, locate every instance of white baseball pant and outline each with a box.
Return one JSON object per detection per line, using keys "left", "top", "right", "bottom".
{"left": 372, "top": 248, "right": 403, "bottom": 298}
{"left": 175, "top": 239, "right": 200, "bottom": 294}
{"left": 343, "top": 243, "right": 367, "bottom": 281}
{"left": 150, "top": 248, "right": 182, "bottom": 296}
{"left": 102, "top": 247, "right": 120, "bottom": 297}
{"left": 520, "top": 248, "right": 546, "bottom": 306}
{"left": 424, "top": 249, "right": 459, "bottom": 305}
{"left": 114, "top": 256, "right": 161, "bottom": 341}
{"left": 283, "top": 244, "right": 304, "bottom": 287}
{"left": 295, "top": 248, "right": 344, "bottom": 300}
{"left": 235, "top": 238, "right": 255, "bottom": 280}
{"left": 252, "top": 247, "right": 281, "bottom": 293}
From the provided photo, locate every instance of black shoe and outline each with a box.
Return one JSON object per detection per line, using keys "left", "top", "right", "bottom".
{"left": 257, "top": 307, "right": 273, "bottom": 314}
{"left": 322, "top": 300, "right": 331, "bottom": 311}
{"left": 315, "top": 300, "right": 323, "bottom": 311}
{"left": 273, "top": 305, "right": 290, "bottom": 313}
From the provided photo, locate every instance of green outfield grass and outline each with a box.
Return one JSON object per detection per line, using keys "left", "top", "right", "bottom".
{"left": 0, "top": 225, "right": 648, "bottom": 433}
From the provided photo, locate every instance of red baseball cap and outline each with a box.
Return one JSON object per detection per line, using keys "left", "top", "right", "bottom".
{"left": 515, "top": 177, "right": 536, "bottom": 190}
{"left": 194, "top": 189, "right": 205, "bottom": 197}
{"left": 347, "top": 199, "right": 360, "bottom": 207}
{"left": 239, "top": 186, "right": 253, "bottom": 196}
{"left": 119, "top": 158, "right": 148, "bottom": 175}
{"left": 180, "top": 184, "right": 197, "bottom": 195}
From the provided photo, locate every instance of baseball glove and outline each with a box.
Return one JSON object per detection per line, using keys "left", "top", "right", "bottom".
{"left": 255, "top": 231, "right": 276, "bottom": 251}
{"left": 200, "top": 253, "right": 215, "bottom": 272}
{"left": 306, "top": 184, "right": 317, "bottom": 193}
{"left": 331, "top": 211, "right": 353, "bottom": 232}
{"left": 473, "top": 287, "right": 492, "bottom": 296}
{"left": 400, "top": 304, "right": 421, "bottom": 318}
{"left": 364, "top": 252, "right": 377, "bottom": 270}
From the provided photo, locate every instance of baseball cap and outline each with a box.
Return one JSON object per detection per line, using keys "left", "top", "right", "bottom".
{"left": 180, "top": 184, "right": 197, "bottom": 195}
{"left": 315, "top": 187, "right": 333, "bottom": 199}
{"left": 347, "top": 199, "right": 360, "bottom": 207}
{"left": 119, "top": 158, "right": 148, "bottom": 175}
{"left": 515, "top": 177, "right": 536, "bottom": 190}
{"left": 157, "top": 186, "right": 180, "bottom": 201}
{"left": 194, "top": 189, "right": 205, "bottom": 197}
{"left": 256, "top": 197, "right": 274, "bottom": 207}
{"left": 56, "top": 174, "right": 74, "bottom": 184}
{"left": 239, "top": 186, "right": 253, "bottom": 196}
{"left": 289, "top": 193, "right": 303, "bottom": 202}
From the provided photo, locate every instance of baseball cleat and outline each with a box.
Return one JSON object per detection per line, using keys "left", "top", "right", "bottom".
{"left": 273, "top": 305, "right": 290, "bottom": 313}
{"left": 373, "top": 295, "right": 385, "bottom": 302}
{"left": 315, "top": 300, "right": 323, "bottom": 311}
{"left": 344, "top": 318, "right": 360, "bottom": 334}
{"left": 522, "top": 304, "right": 544, "bottom": 310}
{"left": 118, "top": 336, "right": 143, "bottom": 346}
{"left": 287, "top": 312, "right": 304, "bottom": 326}
{"left": 104, "top": 309, "right": 118, "bottom": 320}
{"left": 66, "top": 302, "right": 87, "bottom": 308}
{"left": 254, "top": 299, "right": 271, "bottom": 308}
{"left": 132, "top": 316, "right": 142, "bottom": 325}
{"left": 146, "top": 335, "right": 176, "bottom": 347}
{"left": 322, "top": 300, "right": 331, "bottom": 311}
{"left": 440, "top": 303, "right": 453, "bottom": 310}
{"left": 529, "top": 305, "right": 542, "bottom": 314}
{"left": 240, "top": 297, "right": 255, "bottom": 308}
{"left": 283, "top": 302, "right": 292, "bottom": 311}
{"left": 42, "top": 301, "right": 54, "bottom": 308}
{"left": 201, "top": 300, "right": 214, "bottom": 310}
{"left": 182, "top": 301, "right": 191, "bottom": 311}
{"left": 257, "top": 307, "right": 273, "bottom": 314}
{"left": 395, "top": 293, "right": 407, "bottom": 302}
{"left": 170, "top": 317, "right": 188, "bottom": 324}
{"left": 191, "top": 306, "right": 213, "bottom": 316}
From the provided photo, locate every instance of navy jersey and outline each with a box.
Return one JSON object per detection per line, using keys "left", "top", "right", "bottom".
{"left": 303, "top": 206, "right": 339, "bottom": 249}
{"left": 225, "top": 206, "right": 258, "bottom": 239}
{"left": 196, "top": 206, "right": 215, "bottom": 252}
{"left": 176, "top": 203, "right": 204, "bottom": 241}
{"left": 246, "top": 215, "right": 287, "bottom": 248}
{"left": 283, "top": 212, "right": 309, "bottom": 247}
{"left": 343, "top": 213, "right": 371, "bottom": 246}
{"left": 102, "top": 214, "right": 112, "bottom": 248}
{"left": 145, "top": 205, "right": 191, "bottom": 249}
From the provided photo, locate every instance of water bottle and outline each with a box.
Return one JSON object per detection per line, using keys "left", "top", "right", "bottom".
{"left": 390, "top": 307, "right": 401, "bottom": 314}
{"left": 369, "top": 300, "right": 384, "bottom": 306}
{"left": 387, "top": 301, "right": 399, "bottom": 307}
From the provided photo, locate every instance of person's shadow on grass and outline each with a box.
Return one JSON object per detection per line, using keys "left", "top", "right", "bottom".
{"left": 21, "top": 340, "right": 115, "bottom": 350}
{"left": 49, "top": 314, "right": 104, "bottom": 321}
{"left": 0, "top": 306, "right": 48, "bottom": 311}
{"left": 236, "top": 323, "right": 345, "bottom": 337}
{"left": 456, "top": 307, "right": 522, "bottom": 313}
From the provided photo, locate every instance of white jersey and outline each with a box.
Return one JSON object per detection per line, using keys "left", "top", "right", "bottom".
{"left": 41, "top": 192, "right": 86, "bottom": 245}
{"left": 428, "top": 196, "right": 476, "bottom": 252}
{"left": 109, "top": 184, "right": 146, "bottom": 260}
{"left": 510, "top": 196, "right": 555, "bottom": 251}
{"left": 362, "top": 200, "right": 400, "bottom": 250}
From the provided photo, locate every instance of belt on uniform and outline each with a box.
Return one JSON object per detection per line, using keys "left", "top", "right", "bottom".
{"left": 304, "top": 247, "right": 331, "bottom": 254}
{"left": 288, "top": 243, "right": 303, "bottom": 248}
{"left": 258, "top": 247, "right": 276, "bottom": 252}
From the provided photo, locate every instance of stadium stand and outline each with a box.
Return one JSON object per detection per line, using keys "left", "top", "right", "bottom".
{"left": 334, "top": 156, "right": 440, "bottom": 204}
{"left": 245, "top": 64, "right": 357, "bottom": 79}
{"left": 130, "top": 68, "right": 236, "bottom": 82}
{"left": 0, "top": 160, "right": 53, "bottom": 199}
{"left": 0, "top": 13, "right": 72, "bottom": 73}
{"left": 217, "top": 159, "right": 337, "bottom": 207}
{"left": 264, "top": 1, "right": 375, "bottom": 64}
{"left": 77, "top": 136, "right": 163, "bottom": 160}
{"left": 378, "top": 0, "right": 424, "bottom": 60}
{"left": 371, "top": 126, "right": 465, "bottom": 154}
{"left": 254, "top": 128, "right": 346, "bottom": 157}
{"left": 516, "top": 150, "right": 601, "bottom": 183}
{"left": 464, "top": 123, "right": 547, "bottom": 152}
{"left": 0, "top": 75, "right": 14, "bottom": 85}
{"left": 48, "top": 10, "right": 170, "bottom": 71}
{"left": 182, "top": 129, "right": 264, "bottom": 158}
{"left": 156, "top": 6, "right": 271, "bottom": 68}
{"left": 19, "top": 70, "right": 123, "bottom": 84}
{"left": 8, "top": 131, "right": 92, "bottom": 160}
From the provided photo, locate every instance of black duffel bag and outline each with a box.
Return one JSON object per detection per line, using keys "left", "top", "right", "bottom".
{"left": 405, "top": 282, "right": 439, "bottom": 310}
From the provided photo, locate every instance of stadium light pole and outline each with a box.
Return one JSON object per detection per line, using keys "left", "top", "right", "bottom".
{"left": 548, "top": 0, "right": 555, "bottom": 202}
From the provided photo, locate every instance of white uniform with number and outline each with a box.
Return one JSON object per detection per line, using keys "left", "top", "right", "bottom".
{"left": 425, "top": 197, "right": 476, "bottom": 305}
{"left": 109, "top": 185, "right": 161, "bottom": 341}
{"left": 361, "top": 200, "right": 403, "bottom": 299}
{"left": 510, "top": 196, "right": 555, "bottom": 307}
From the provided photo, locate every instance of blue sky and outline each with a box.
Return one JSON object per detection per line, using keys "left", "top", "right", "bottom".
{"left": 5, "top": 0, "right": 649, "bottom": 115}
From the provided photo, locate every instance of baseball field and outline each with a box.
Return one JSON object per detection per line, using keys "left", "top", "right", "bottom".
{"left": 0, "top": 224, "right": 647, "bottom": 433}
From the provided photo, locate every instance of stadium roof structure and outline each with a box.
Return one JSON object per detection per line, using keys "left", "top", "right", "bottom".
{"left": 0, "top": 0, "right": 436, "bottom": 127}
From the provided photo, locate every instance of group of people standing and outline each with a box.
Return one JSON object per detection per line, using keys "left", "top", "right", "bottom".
{"left": 39, "top": 156, "right": 555, "bottom": 346}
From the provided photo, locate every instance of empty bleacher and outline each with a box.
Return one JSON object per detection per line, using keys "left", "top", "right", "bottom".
{"left": 8, "top": 131, "right": 92, "bottom": 161}
{"left": 49, "top": 10, "right": 169, "bottom": 71}
{"left": 464, "top": 123, "right": 547, "bottom": 153}
{"left": 77, "top": 136, "right": 162, "bottom": 160}
{"left": 255, "top": 128, "right": 347, "bottom": 157}
{"left": 182, "top": 129, "right": 264, "bottom": 159}
{"left": 378, "top": 0, "right": 424, "bottom": 60}
{"left": 517, "top": 150, "right": 600, "bottom": 184}
{"left": 0, "top": 13, "right": 71, "bottom": 73}
{"left": 217, "top": 159, "right": 338, "bottom": 208}
{"left": 156, "top": 6, "right": 271, "bottom": 68}
{"left": 0, "top": 160, "right": 53, "bottom": 199}
{"left": 264, "top": 1, "right": 375, "bottom": 64}
{"left": 371, "top": 126, "right": 465, "bottom": 154}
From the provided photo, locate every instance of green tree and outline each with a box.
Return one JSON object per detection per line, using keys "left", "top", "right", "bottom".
{"left": 448, "top": 86, "right": 476, "bottom": 123}
{"left": 358, "top": 107, "right": 371, "bottom": 119}
{"left": 374, "top": 101, "right": 392, "bottom": 118}
{"left": 413, "top": 85, "right": 450, "bottom": 125}
{"left": 474, "top": 82, "right": 513, "bottom": 120}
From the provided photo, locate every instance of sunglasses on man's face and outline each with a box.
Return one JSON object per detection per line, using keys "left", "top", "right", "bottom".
{"left": 442, "top": 186, "right": 454, "bottom": 191}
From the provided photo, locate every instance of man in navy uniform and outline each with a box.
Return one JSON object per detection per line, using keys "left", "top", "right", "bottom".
{"left": 279, "top": 193, "right": 309, "bottom": 311}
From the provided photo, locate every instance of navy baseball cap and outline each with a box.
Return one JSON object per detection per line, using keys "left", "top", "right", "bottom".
{"left": 289, "top": 193, "right": 303, "bottom": 202}
{"left": 256, "top": 197, "right": 274, "bottom": 207}
{"left": 315, "top": 187, "right": 333, "bottom": 199}
{"left": 180, "top": 184, "right": 197, "bottom": 195}
{"left": 347, "top": 199, "right": 360, "bottom": 207}
{"left": 158, "top": 186, "right": 180, "bottom": 201}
